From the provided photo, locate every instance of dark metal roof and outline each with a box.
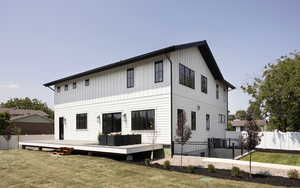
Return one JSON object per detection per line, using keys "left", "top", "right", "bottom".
{"left": 44, "top": 40, "right": 235, "bottom": 89}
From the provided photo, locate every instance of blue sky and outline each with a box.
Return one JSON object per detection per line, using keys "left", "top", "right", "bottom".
{"left": 0, "top": 0, "right": 299, "bottom": 113}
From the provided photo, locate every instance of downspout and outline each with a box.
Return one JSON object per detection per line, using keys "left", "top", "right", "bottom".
{"left": 165, "top": 54, "right": 173, "bottom": 157}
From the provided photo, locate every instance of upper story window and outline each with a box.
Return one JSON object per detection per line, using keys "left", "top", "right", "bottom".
{"left": 132, "top": 109, "right": 155, "bottom": 130}
{"left": 179, "top": 64, "right": 195, "bottom": 89}
{"left": 127, "top": 68, "right": 134, "bottom": 88}
{"left": 154, "top": 60, "right": 163, "bottom": 83}
{"left": 206, "top": 114, "right": 210, "bottom": 131}
{"left": 223, "top": 88, "right": 227, "bottom": 102}
{"left": 216, "top": 84, "right": 219, "bottom": 99}
{"left": 56, "top": 86, "right": 61, "bottom": 93}
{"left": 64, "top": 84, "right": 68, "bottom": 91}
{"left": 191, "top": 111, "right": 196, "bottom": 130}
{"left": 76, "top": 113, "right": 87, "bottom": 129}
{"left": 72, "top": 82, "right": 77, "bottom": 89}
{"left": 201, "top": 75, "right": 207, "bottom": 94}
{"left": 85, "top": 79, "right": 90, "bottom": 86}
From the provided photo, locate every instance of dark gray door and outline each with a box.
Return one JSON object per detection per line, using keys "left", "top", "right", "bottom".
{"left": 59, "top": 117, "right": 64, "bottom": 140}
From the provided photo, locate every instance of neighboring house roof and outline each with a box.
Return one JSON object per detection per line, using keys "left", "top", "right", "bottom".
{"left": 43, "top": 40, "right": 235, "bottom": 89}
{"left": 9, "top": 114, "right": 53, "bottom": 123}
{"left": 0, "top": 108, "right": 48, "bottom": 117}
{"left": 232, "top": 120, "right": 267, "bottom": 127}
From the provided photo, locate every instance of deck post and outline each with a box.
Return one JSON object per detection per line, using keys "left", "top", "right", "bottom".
{"left": 38, "top": 147, "right": 42, "bottom": 151}
{"left": 88, "top": 151, "right": 93, "bottom": 156}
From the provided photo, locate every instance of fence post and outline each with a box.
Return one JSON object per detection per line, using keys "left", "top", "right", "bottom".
{"left": 232, "top": 143, "right": 235, "bottom": 159}
{"left": 171, "top": 141, "right": 174, "bottom": 158}
{"left": 208, "top": 138, "right": 211, "bottom": 157}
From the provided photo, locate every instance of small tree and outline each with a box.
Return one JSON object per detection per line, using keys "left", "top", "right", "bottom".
{"left": 0, "top": 112, "right": 10, "bottom": 135}
{"left": 241, "top": 113, "right": 262, "bottom": 178}
{"left": 175, "top": 110, "right": 192, "bottom": 167}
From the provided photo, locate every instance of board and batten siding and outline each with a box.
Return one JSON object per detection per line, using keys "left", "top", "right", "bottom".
{"left": 54, "top": 56, "right": 171, "bottom": 145}
{"left": 54, "top": 55, "right": 170, "bottom": 105}
{"left": 170, "top": 47, "right": 228, "bottom": 142}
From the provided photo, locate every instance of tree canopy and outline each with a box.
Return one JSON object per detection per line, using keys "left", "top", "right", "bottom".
{"left": 235, "top": 110, "right": 247, "bottom": 120}
{"left": 242, "top": 52, "right": 300, "bottom": 132}
{"left": 1, "top": 97, "right": 54, "bottom": 119}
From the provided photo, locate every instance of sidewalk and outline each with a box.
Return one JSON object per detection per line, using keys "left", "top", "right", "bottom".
{"left": 153, "top": 155, "right": 300, "bottom": 177}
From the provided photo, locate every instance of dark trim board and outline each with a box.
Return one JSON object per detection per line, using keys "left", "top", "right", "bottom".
{"left": 256, "top": 148, "right": 300, "bottom": 154}
{"left": 44, "top": 40, "right": 235, "bottom": 89}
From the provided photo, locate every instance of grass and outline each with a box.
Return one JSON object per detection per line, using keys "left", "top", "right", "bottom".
{"left": 241, "top": 152, "right": 300, "bottom": 166}
{"left": 0, "top": 150, "right": 282, "bottom": 188}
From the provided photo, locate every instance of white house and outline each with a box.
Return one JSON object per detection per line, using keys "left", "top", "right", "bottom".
{"left": 44, "top": 41, "right": 235, "bottom": 155}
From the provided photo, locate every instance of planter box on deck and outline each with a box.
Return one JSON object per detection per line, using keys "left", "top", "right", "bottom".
{"left": 98, "top": 135, "right": 141, "bottom": 146}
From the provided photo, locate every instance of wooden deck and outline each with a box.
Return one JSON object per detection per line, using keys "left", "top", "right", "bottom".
{"left": 19, "top": 140, "right": 163, "bottom": 155}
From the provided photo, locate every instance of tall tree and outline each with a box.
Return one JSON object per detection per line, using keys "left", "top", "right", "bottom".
{"left": 1, "top": 97, "right": 54, "bottom": 119}
{"left": 235, "top": 110, "right": 247, "bottom": 120}
{"left": 242, "top": 52, "right": 300, "bottom": 132}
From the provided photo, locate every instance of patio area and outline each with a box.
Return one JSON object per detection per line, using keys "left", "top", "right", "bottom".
{"left": 19, "top": 140, "right": 163, "bottom": 155}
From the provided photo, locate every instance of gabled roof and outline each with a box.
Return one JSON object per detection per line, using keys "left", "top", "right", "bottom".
{"left": 44, "top": 40, "right": 235, "bottom": 89}
{"left": 10, "top": 114, "right": 53, "bottom": 123}
{"left": 0, "top": 108, "right": 48, "bottom": 117}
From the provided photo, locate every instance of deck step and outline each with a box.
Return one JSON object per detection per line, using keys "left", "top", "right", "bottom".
{"left": 53, "top": 147, "right": 74, "bottom": 155}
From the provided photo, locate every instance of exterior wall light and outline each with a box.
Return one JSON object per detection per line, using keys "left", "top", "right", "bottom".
{"left": 97, "top": 115, "right": 101, "bottom": 124}
{"left": 123, "top": 113, "right": 127, "bottom": 121}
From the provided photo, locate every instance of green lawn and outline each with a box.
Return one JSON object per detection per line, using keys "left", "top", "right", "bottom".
{"left": 0, "top": 150, "right": 282, "bottom": 188}
{"left": 241, "top": 152, "right": 300, "bottom": 166}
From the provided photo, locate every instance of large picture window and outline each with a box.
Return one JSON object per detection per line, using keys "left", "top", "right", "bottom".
{"left": 132, "top": 109, "right": 155, "bottom": 130}
{"left": 179, "top": 64, "right": 195, "bottom": 89}
{"left": 127, "top": 68, "right": 134, "bottom": 88}
{"left": 154, "top": 60, "right": 163, "bottom": 83}
{"left": 201, "top": 75, "right": 207, "bottom": 93}
{"left": 76, "top": 113, "right": 87, "bottom": 129}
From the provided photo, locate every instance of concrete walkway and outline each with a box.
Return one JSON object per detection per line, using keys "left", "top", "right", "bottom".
{"left": 154, "top": 155, "right": 300, "bottom": 177}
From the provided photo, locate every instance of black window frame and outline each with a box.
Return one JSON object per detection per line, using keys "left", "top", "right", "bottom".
{"left": 179, "top": 64, "right": 195, "bottom": 89}
{"left": 191, "top": 111, "right": 196, "bottom": 131}
{"left": 76, "top": 113, "right": 87, "bottom": 129}
{"left": 85, "top": 79, "right": 90, "bottom": 86}
{"left": 56, "top": 86, "right": 61, "bottom": 93}
{"left": 154, "top": 60, "right": 163, "bottom": 83}
{"left": 64, "top": 84, "right": 68, "bottom": 91}
{"left": 73, "top": 82, "right": 77, "bottom": 89}
{"left": 131, "top": 109, "right": 155, "bottom": 130}
{"left": 201, "top": 75, "right": 207, "bottom": 94}
{"left": 216, "top": 84, "right": 219, "bottom": 99}
{"left": 127, "top": 68, "right": 134, "bottom": 88}
{"left": 206, "top": 114, "right": 210, "bottom": 131}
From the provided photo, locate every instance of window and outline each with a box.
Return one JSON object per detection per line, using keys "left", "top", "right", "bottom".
{"left": 56, "top": 86, "right": 61, "bottom": 93}
{"left": 102, "top": 113, "right": 121, "bottom": 134}
{"left": 85, "top": 79, "right": 90, "bottom": 86}
{"left": 155, "top": 60, "right": 163, "bottom": 83}
{"left": 177, "top": 109, "right": 184, "bottom": 132}
{"left": 218, "top": 114, "right": 226, "bottom": 124}
{"left": 64, "top": 84, "right": 68, "bottom": 91}
{"left": 127, "top": 68, "right": 134, "bottom": 88}
{"left": 72, "top": 82, "right": 77, "bottom": 89}
{"left": 216, "top": 84, "right": 219, "bottom": 99}
{"left": 76, "top": 113, "right": 87, "bottom": 129}
{"left": 206, "top": 114, "right": 210, "bottom": 130}
{"left": 223, "top": 88, "right": 227, "bottom": 102}
{"left": 191, "top": 111, "right": 196, "bottom": 130}
{"left": 132, "top": 109, "right": 155, "bottom": 130}
{"left": 179, "top": 64, "right": 195, "bottom": 89}
{"left": 201, "top": 75, "right": 207, "bottom": 93}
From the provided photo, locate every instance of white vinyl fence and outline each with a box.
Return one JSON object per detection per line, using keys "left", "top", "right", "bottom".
{"left": 257, "top": 131, "right": 300, "bottom": 151}
{"left": 226, "top": 131, "right": 300, "bottom": 151}
{"left": 0, "top": 135, "right": 54, "bottom": 150}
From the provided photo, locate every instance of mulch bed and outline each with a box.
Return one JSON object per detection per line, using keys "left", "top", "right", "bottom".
{"left": 132, "top": 161, "right": 300, "bottom": 187}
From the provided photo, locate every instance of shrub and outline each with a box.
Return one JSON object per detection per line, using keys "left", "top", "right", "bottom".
{"left": 207, "top": 164, "right": 216, "bottom": 173}
{"left": 231, "top": 166, "right": 241, "bottom": 177}
{"left": 186, "top": 165, "right": 195, "bottom": 173}
{"left": 287, "top": 169, "right": 299, "bottom": 179}
{"left": 144, "top": 159, "right": 151, "bottom": 167}
{"left": 163, "top": 160, "right": 171, "bottom": 170}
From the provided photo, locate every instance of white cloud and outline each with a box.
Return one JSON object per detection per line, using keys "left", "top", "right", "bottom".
{"left": 0, "top": 83, "right": 20, "bottom": 89}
